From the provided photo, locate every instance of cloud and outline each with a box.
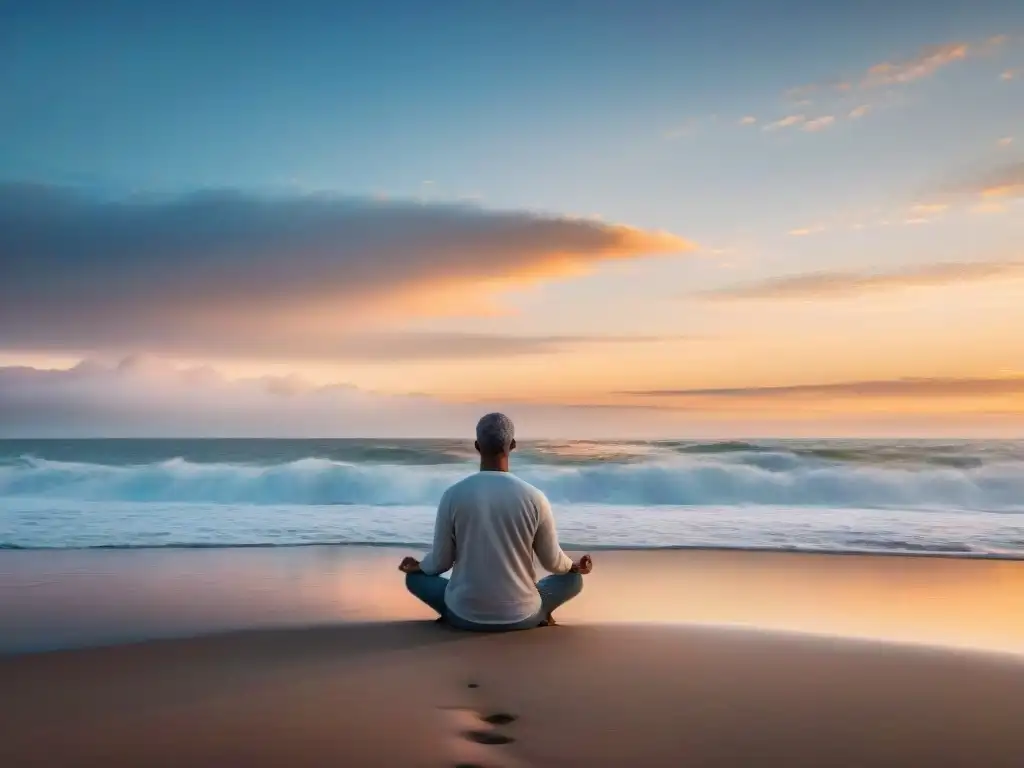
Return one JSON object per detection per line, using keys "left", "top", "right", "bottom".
{"left": 944, "top": 162, "right": 1024, "bottom": 202}
{"left": 787, "top": 37, "right": 990, "bottom": 101}
{"left": 862, "top": 43, "right": 969, "bottom": 87}
{"left": 909, "top": 203, "right": 948, "bottom": 215}
{"left": 972, "top": 201, "right": 1008, "bottom": 215}
{"left": 57, "top": 331, "right": 687, "bottom": 362}
{"left": 0, "top": 358, "right": 681, "bottom": 438}
{"left": 788, "top": 224, "right": 826, "bottom": 237}
{"left": 998, "top": 137, "right": 1014, "bottom": 147}
{"left": 848, "top": 105, "right": 871, "bottom": 119}
{"left": 4, "top": 357, "right": 1018, "bottom": 439}
{"left": 1003, "top": 69, "right": 1016, "bottom": 81}
{"left": 738, "top": 116, "right": 757, "bottom": 126}
{"left": 0, "top": 184, "right": 693, "bottom": 357}
{"left": 623, "top": 376, "right": 1024, "bottom": 400}
{"left": 763, "top": 114, "right": 806, "bottom": 131}
{"left": 703, "top": 261, "right": 1024, "bottom": 301}
{"left": 973, "top": 163, "right": 1024, "bottom": 199}
{"left": 802, "top": 116, "right": 836, "bottom": 132}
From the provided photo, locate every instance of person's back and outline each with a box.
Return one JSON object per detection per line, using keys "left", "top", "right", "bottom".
{"left": 399, "top": 413, "right": 592, "bottom": 630}
{"left": 434, "top": 471, "right": 569, "bottom": 623}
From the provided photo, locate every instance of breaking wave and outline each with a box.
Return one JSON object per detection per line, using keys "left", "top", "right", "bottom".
{"left": 2, "top": 454, "right": 1023, "bottom": 511}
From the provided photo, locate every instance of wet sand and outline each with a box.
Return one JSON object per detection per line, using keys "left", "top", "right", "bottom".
{"left": 3, "top": 547, "right": 1024, "bottom": 765}
{"left": 3, "top": 621, "right": 1024, "bottom": 767}
{"left": 3, "top": 546, "right": 1024, "bottom": 654}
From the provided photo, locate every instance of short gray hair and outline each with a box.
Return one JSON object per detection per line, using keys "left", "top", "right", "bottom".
{"left": 476, "top": 412, "right": 515, "bottom": 455}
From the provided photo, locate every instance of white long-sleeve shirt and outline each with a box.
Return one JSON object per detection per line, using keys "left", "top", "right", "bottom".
{"left": 418, "top": 471, "right": 574, "bottom": 624}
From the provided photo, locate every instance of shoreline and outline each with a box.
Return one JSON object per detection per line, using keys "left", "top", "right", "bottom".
{"left": 3, "top": 541, "right": 1021, "bottom": 561}
{"left": 4, "top": 546, "right": 1023, "bottom": 657}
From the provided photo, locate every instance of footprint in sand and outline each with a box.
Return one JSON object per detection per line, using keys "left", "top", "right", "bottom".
{"left": 463, "top": 730, "right": 514, "bottom": 745}
{"left": 441, "top": 702, "right": 522, "bottom": 767}
{"left": 480, "top": 713, "right": 517, "bottom": 726}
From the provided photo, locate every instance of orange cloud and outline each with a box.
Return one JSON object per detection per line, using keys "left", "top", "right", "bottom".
{"left": 624, "top": 375, "right": 1024, "bottom": 400}
{"left": 803, "top": 116, "right": 836, "bottom": 132}
{"left": 948, "top": 162, "right": 1024, "bottom": 202}
{"left": 763, "top": 114, "right": 806, "bottom": 131}
{"left": 788, "top": 225, "right": 826, "bottom": 237}
{"left": 0, "top": 184, "right": 695, "bottom": 357}
{"left": 910, "top": 203, "right": 948, "bottom": 215}
{"left": 1002, "top": 70, "right": 1016, "bottom": 81}
{"left": 972, "top": 201, "right": 1008, "bottom": 215}
{"left": 863, "top": 43, "right": 968, "bottom": 87}
{"left": 849, "top": 105, "right": 871, "bottom": 119}
{"left": 704, "top": 261, "right": 1024, "bottom": 301}
{"left": 787, "top": 37, "right": 993, "bottom": 101}
{"left": 981, "top": 184, "right": 1024, "bottom": 198}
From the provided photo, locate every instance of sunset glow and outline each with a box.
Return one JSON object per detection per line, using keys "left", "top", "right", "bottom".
{"left": 1, "top": 2, "right": 1022, "bottom": 437}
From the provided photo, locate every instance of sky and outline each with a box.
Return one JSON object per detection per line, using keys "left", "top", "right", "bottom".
{"left": 1, "top": 0, "right": 1023, "bottom": 437}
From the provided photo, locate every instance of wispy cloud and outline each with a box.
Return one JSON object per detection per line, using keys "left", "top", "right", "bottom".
{"left": 1003, "top": 69, "right": 1017, "bottom": 81}
{"left": 909, "top": 203, "right": 949, "bottom": 216}
{"left": 848, "top": 105, "right": 872, "bottom": 119}
{"left": 802, "top": 116, "right": 836, "bottom": 132}
{"left": 972, "top": 201, "right": 1009, "bottom": 215}
{"left": 703, "top": 261, "right": 1024, "bottom": 301}
{"left": 133, "top": 332, "right": 692, "bottom": 362}
{"left": 976, "top": 163, "right": 1024, "bottom": 199}
{"left": 623, "top": 375, "right": 1024, "bottom": 400}
{"left": 788, "top": 225, "right": 826, "bottom": 237}
{"left": 763, "top": 114, "right": 806, "bottom": 131}
{"left": 0, "top": 184, "right": 694, "bottom": 358}
{"left": 738, "top": 116, "right": 758, "bottom": 126}
{"left": 787, "top": 35, "right": 1003, "bottom": 102}
{"left": 0, "top": 358, "right": 671, "bottom": 438}
{"left": 862, "top": 43, "right": 968, "bottom": 87}
{"left": 947, "top": 162, "right": 1024, "bottom": 202}
{"left": 998, "top": 136, "right": 1014, "bottom": 147}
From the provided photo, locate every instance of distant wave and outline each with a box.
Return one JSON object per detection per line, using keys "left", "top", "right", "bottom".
{"left": 2, "top": 454, "right": 1023, "bottom": 511}
{"left": 3, "top": 439, "right": 1020, "bottom": 469}
{"left": 2, "top": 540, "right": 1019, "bottom": 559}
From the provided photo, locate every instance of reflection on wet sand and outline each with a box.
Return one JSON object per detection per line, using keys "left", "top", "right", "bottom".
{"left": 2, "top": 547, "right": 1022, "bottom": 654}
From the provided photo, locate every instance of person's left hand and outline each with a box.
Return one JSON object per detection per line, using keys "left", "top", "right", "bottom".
{"left": 398, "top": 556, "right": 422, "bottom": 574}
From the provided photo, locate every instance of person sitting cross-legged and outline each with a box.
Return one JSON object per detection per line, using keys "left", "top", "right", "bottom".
{"left": 400, "top": 413, "right": 592, "bottom": 631}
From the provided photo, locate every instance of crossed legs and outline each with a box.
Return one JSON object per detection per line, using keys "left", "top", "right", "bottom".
{"left": 405, "top": 571, "right": 583, "bottom": 630}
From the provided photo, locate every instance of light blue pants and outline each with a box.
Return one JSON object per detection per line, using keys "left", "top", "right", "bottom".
{"left": 405, "top": 571, "right": 584, "bottom": 632}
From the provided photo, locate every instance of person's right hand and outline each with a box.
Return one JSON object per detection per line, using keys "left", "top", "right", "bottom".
{"left": 574, "top": 554, "right": 593, "bottom": 575}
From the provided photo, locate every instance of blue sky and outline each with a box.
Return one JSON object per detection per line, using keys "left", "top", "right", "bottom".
{"left": 3, "top": 0, "right": 1017, "bottom": 196}
{"left": 1, "top": 0, "right": 1023, "bottom": 436}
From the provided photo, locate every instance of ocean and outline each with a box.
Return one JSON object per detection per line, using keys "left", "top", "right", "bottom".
{"left": 1, "top": 438, "right": 1023, "bottom": 557}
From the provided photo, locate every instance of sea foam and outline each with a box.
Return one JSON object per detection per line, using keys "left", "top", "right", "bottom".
{"left": 2, "top": 453, "right": 1022, "bottom": 511}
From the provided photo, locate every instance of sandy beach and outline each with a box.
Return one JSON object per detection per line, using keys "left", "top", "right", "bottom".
{"left": 3, "top": 621, "right": 1024, "bottom": 767}
{"left": 3, "top": 547, "right": 1024, "bottom": 766}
